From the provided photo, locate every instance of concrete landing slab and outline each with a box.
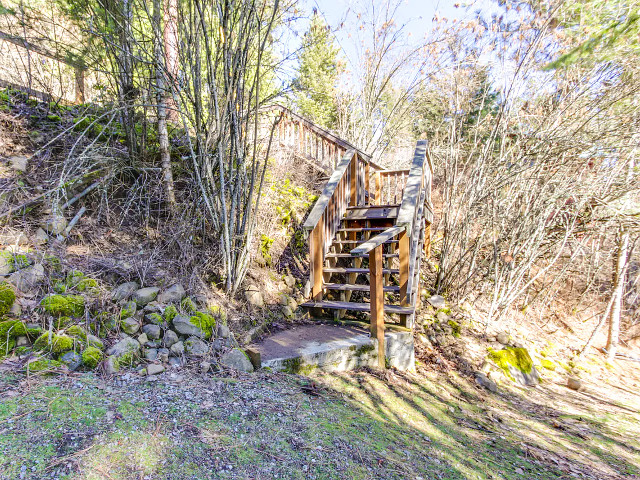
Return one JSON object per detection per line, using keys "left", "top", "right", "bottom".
{"left": 249, "top": 324, "right": 414, "bottom": 373}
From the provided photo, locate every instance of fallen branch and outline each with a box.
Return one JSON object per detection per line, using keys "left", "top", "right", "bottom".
{"left": 63, "top": 206, "right": 87, "bottom": 236}
{"left": 62, "top": 177, "right": 107, "bottom": 210}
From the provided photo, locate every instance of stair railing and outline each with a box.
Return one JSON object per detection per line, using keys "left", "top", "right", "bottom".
{"left": 303, "top": 149, "right": 380, "bottom": 302}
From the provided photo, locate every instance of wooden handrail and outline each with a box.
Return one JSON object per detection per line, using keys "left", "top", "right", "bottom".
{"left": 303, "top": 149, "right": 356, "bottom": 231}
{"left": 396, "top": 140, "right": 428, "bottom": 236}
{"left": 350, "top": 226, "right": 405, "bottom": 256}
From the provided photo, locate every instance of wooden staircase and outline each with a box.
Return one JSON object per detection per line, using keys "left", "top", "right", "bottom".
{"left": 301, "top": 141, "right": 434, "bottom": 367}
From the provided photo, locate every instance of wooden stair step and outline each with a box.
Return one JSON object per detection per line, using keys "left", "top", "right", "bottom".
{"left": 323, "top": 267, "right": 399, "bottom": 274}
{"left": 301, "top": 300, "right": 413, "bottom": 315}
{"left": 324, "top": 283, "right": 400, "bottom": 293}
{"left": 332, "top": 239, "right": 398, "bottom": 245}
{"left": 325, "top": 253, "right": 398, "bottom": 259}
{"left": 344, "top": 206, "right": 399, "bottom": 221}
{"left": 337, "top": 227, "right": 388, "bottom": 232}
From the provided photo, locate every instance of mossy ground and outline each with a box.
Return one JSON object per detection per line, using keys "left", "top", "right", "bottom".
{"left": 0, "top": 364, "right": 637, "bottom": 480}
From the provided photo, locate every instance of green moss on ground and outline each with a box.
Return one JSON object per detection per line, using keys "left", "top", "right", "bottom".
{"left": 26, "top": 358, "right": 63, "bottom": 373}
{"left": 164, "top": 305, "right": 178, "bottom": 322}
{"left": 180, "top": 297, "right": 197, "bottom": 314}
{"left": 541, "top": 359, "right": 557, "bottom": 371}
{"left": 66, "top": 325, "right": 87, "bottom": 342}
{"left": 82, "top": 346, "right": 103, "bottom": 369}
{"left": 0, "top": 319, "right": 27, "bottom": 338}
{"left": 40, "top": 295, "right": 85, "bottom": 317}
{"left": 0, "top": 282, "right": 16, "bottom": 316}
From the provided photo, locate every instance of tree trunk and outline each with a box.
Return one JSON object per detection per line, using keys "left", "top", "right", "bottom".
{"left": 163, "top": 0, "right": 179, "bottom": 123}
{"left": 606, "top": 226, "right": 630, "bottom": 360}
{"left": 154, "top": 0, "right": 176, "bottom": 207}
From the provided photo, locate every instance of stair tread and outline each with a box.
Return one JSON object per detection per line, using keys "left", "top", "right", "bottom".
{"left": 301, "top": 300, "right": 413, "bottom": 315}
{"left": 325, "top": 253, "right": 399, "bottom": 258}
{"left": 323, "top": 267, "right": 399, "bottom": 274}
{"left": 324, "top": 283, "right": 400, "bottom": 293}
{"left": 337, "top": 227, "right": 388, "bottom": 232}
{"left": 333, "top": 239, "right": 398, "bottom": 244}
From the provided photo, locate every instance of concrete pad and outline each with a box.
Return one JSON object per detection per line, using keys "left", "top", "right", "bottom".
{"left": 252, "top": 324, "right": 414, "bottom": 373}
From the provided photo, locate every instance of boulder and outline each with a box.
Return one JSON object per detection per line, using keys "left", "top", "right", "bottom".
{"left": 137, "top": 332, "right": 149, "bottom": 345}
{"left": 112, "top": 282, "right": 139, "bottom": 302}
{"left": 221, "top": 348, "right": 254, "bottom": 373}
{"left": 475, "top": 372, "right": 498, "bottom": 393}
{"left": 185, "top": 337, "right": 209, "bottom": 356}
{"left": 157, "top": 284, "right": 186, "bottom": 304}
{"left": 436, "top": 311, "right": 449, "bottom": 323}
{"left": 567, "top": 377, "right": 582, "bottom": 391}
{"left": 427, "top": 295, "right": 445, "bottom": 309}
{"left": 143, "top": 301, "right": 163, "bottom": 313}
{"left": 158, "top": 348, "right": 170, "bottom": 363}
{"left": 142, "top": 324, "right": 161, "bottom": 340}
{"left": 121, "top": 318, "right": 140, "bottom": 335}
{"left": 168, "top": 357, "right": 183, "bottom": 368}
{"left": 281, "top": 305, "right": 294, "bottom": 318}
{"left": 245, "top": 285, "right": 264, "bottom": 308}
{"left": 132, "top": 287, "right": 160, "bottom": 306}
{"left": 217, "top": 324, "right": 230, "bottom": 339}
{"left": 489, "top": 347, "right": 540, "bottom": 386}
{"left": 59, "top": 351, "right": 82, "bottom": 371}
{"left": 147, "top": 364, "right": 165, "bottom": 376}
{"left": 172, "top": 314, "right": 206, "bottom": 338}
{"left": 9, "top": 263, "right": 45, "bottom": 293}
{"left": 34, "top": 228, "right": 49, "bottom": 245}
{"left": 163, "top": 329, "right": 179, "bottom": 348}
{"left": 106, "top": 336, "right": 140, "bottom": 357}
{"left": 170, "top": 341, "right": 184, "bottom": 356}
{"left": 16, "top": 335, "right": 29, "bottom": 347}
{"left": 144, "top": 348, "right": 158, "bottom": 362}
{"left": 86, "top": 334, "right": 104, "bottom": 349}
{"left": 9, "top": 155, "right": 28, "bottom": 172}
{"left": 0, "top": 229, "right": 29, "bottom": 246}
{"left": 42, "top": 214, "right": 67, "bottom": 235}
{"left": 200, "top": 361, "right": 211, "bottom": 373}
{"left": 496, "top": 333, "right": 509, "bottom": 345}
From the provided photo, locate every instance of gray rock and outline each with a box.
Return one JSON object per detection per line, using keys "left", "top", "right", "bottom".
{"left": 143, "top": 301, "right": 163, "bottom": 313}
{"left": 284, "top": 274, "right": 296, "bottom": 288}
{"left": 106, "top": 336, "right": 141, "bottom": 357}
{"left": 436, "top": 311, "right": 449, "bottom": 323}
{"left": 147, "top": 364, "right": 165, "bottom": 376}
{"left": 132, "top": 287, "right": 160, "bottom": 306}
{"left": 9, "top": 155, "right": 28, "bottom": 172}
{"left": 245, "top": 285, "right": 264, "bottom": 308}
{"left": 475, "top": 372, "right": 498, "bottom": 393}
{"left": 567, "top": 377, "right": 582, "bottom": 391}
{"left": 121, "top": 318, "right": 140, "bottom": 335}
{"left": 144, "top": 348, "right": 158, "bottom": 361}
{"left": 281, "top": 305, "right": 294, "bottom": 318}
{"left": 497, "top": 333, "right": 509, "bottom": 345}
{"left": 42, "top": 214, "right": 67, "bottom": 235}
{"left": 217, "top": 324, "right": 230, "bottom": 339}
{"left": 0, "top": 255, "right": 12, "bottom": 276}
{"left": 34, "top": 228, "right": 49, "bottom": 245}
{"left": 172, "top": 315, "right": 205, "bottom": 338}
{"left": 9, "top": 263, "right": 45, "bottom": 293}
{"left": 185, "top": 337, "right": 209, "bottom": 356}
{"left": 158, "top": 348, "right": 170, "bottom": 363}
{"left": 59, "top": 351, "right": 82, "bottom": 371}
{"left": 427, "top": 295, "right": 445, "bottom": 309}
{"left": 170, "top": 341, "right": 184, "bottom": 356}
{"left": 416, "top": 334, "right": 432, "bottom": 349}
{"left": 16, "top": 336, "right": 29, "bottom": 347}
{"left": 142, "top": 324, "right": 161, "bottom": 340}
{"left": 220, "top": 348, "right": 254, "bottom": 373}
{"left": 137, "top": 332, "right": 149, "bottom": 345}
{"left": 211, "top": 338, "right": 224, "bottom": 351}
{"left": 287, "top": 297, "right": 298, "bottom": 310}
{"left": 157, "top": 284, "right": 186, "bottom": 304}
{"left": 105, "top": 356, "right": 118, "bottom": 375}
{"left": 86, "top": 334, "right": 104, "bottom": 349}
{"left": 200, "top": 361, "right": 211, "bottom": 373}
{"left": 163, "top": 329, "right": 179, "bottom": 348}
{"left": 112, "top": 282, "right": 139, "bottom": 302}
{"left": 0, "top": 229, "right": 28, "bottom": 246}
{"left": 168, "top": 357, "right": 183, "bottom": 368}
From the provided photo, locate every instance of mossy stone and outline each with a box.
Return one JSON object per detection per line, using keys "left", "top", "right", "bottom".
{"left": 120, "top": 300, "right": 137, "bottom": 319}
{"left": 0, "top": 282, "right": 16, "bottom": 316}
{"left": 82, "top": 346, "right": 103, "bottom": 369}
{"left": 189, "top": 311, "right": 216, "bottom": 339}
{"left": 0, "top": 319, "right": 27, "bottom": 338}
{"left": 66, "top": 325, "right": 88, "bottom": 342}
{"left": 180, "top": 297, "right": 197, "bottom": 314}
{"left": 41, "top": 295, "right": 85, "bottom": 317}
{"left": 541, "top": 359, "right": 557, "bottom": 371}
{"left": 33, "top": 332, "right": 75, "bottom": 354}
{"left": 488, "top": 347, "right": 539, "bottom": 385}
{"left": 164, "top": 305, "right": 178, "bottom": 322}
{"left": 0, "top": 337, "right": 16, "bottom": 357}
{"left": 26, "top": 358, "right": 63, "bottom": 373}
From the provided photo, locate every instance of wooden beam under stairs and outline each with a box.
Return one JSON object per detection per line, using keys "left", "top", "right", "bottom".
{"left": 323, "top": 267, "right": 399, "bottom": 275}
{"left": 324, "top": 283, "right": 400, "bottom": 293}
{"left": 325, "top": 252, "right": 398, "bottom": 259}
{"left": 301, "top": 300, "right": 413, "bottom": 315}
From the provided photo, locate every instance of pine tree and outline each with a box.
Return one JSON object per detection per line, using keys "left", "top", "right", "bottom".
{"left": 295, "top": 11, "right": 340, "bottom": 129}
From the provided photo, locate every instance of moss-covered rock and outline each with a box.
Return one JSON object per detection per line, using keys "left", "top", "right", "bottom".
{"left": 82, "top": 346, "right": 103, "bottom": 369}
{"left": 33, "top": 332, "right": 75, "bottom": 354}
{"left": 54, "top": 316, "right": 73, "bottom": 329}
{"left": 120, "top": 300, "right": 137, "bottom": 320}
{"left": 66, "top": 325, "right": 88, "bottom": 342}
{"left": 0, "top": 282, "right": 16, "bottom": 316}
{"left": 540, "top": 359, "right": 557, "bottom": 371}
{"left": 180, "top": 297, "right": 197, "bottom": 314}
{"left": 488, "top": 347, "right": 540, "bottom": 386}
{"left": 41, "top": 295, "right": 85, "bottom": 317}
{"left": 0, "top": 319, "right": 27, "bottom": 338}
{"left": 164, "top": 305, "right": 178, "bottom": 323}
{"left": 189, "top": 311, "right": 216, "bottom": 339}
{"left": 26, "top": 358, "right": 63, "bottom": 373}
{"left": 0, "top": 337, "right": 16, "bottom": 357}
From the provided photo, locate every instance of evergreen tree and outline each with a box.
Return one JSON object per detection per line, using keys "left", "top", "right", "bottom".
{"left": 295, "top": 10, "right": 340, "bottom": 129}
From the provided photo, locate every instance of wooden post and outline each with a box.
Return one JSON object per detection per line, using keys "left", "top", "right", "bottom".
{"left": 365, "top": 162, "right": 371, "bottom": 205}
{"left": 375, "top": 172, "right": 381, "bottom": 205}
{"left": 424, "top": 223, "right": 431, "bottom": 256}
{"left": 74, "top": 67, "right": 85, "bottom": 104}
{"left": 350, "top": 155, "right": 357, "bottom": 206}
{"left": 310, "top": 217, "right": 324, "bottom": 301}
{"left": 369, "top": 245, "right": 385, "bottom": 368}
{"left": 399, "top": 229, "right": 410, "bottom": 327}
